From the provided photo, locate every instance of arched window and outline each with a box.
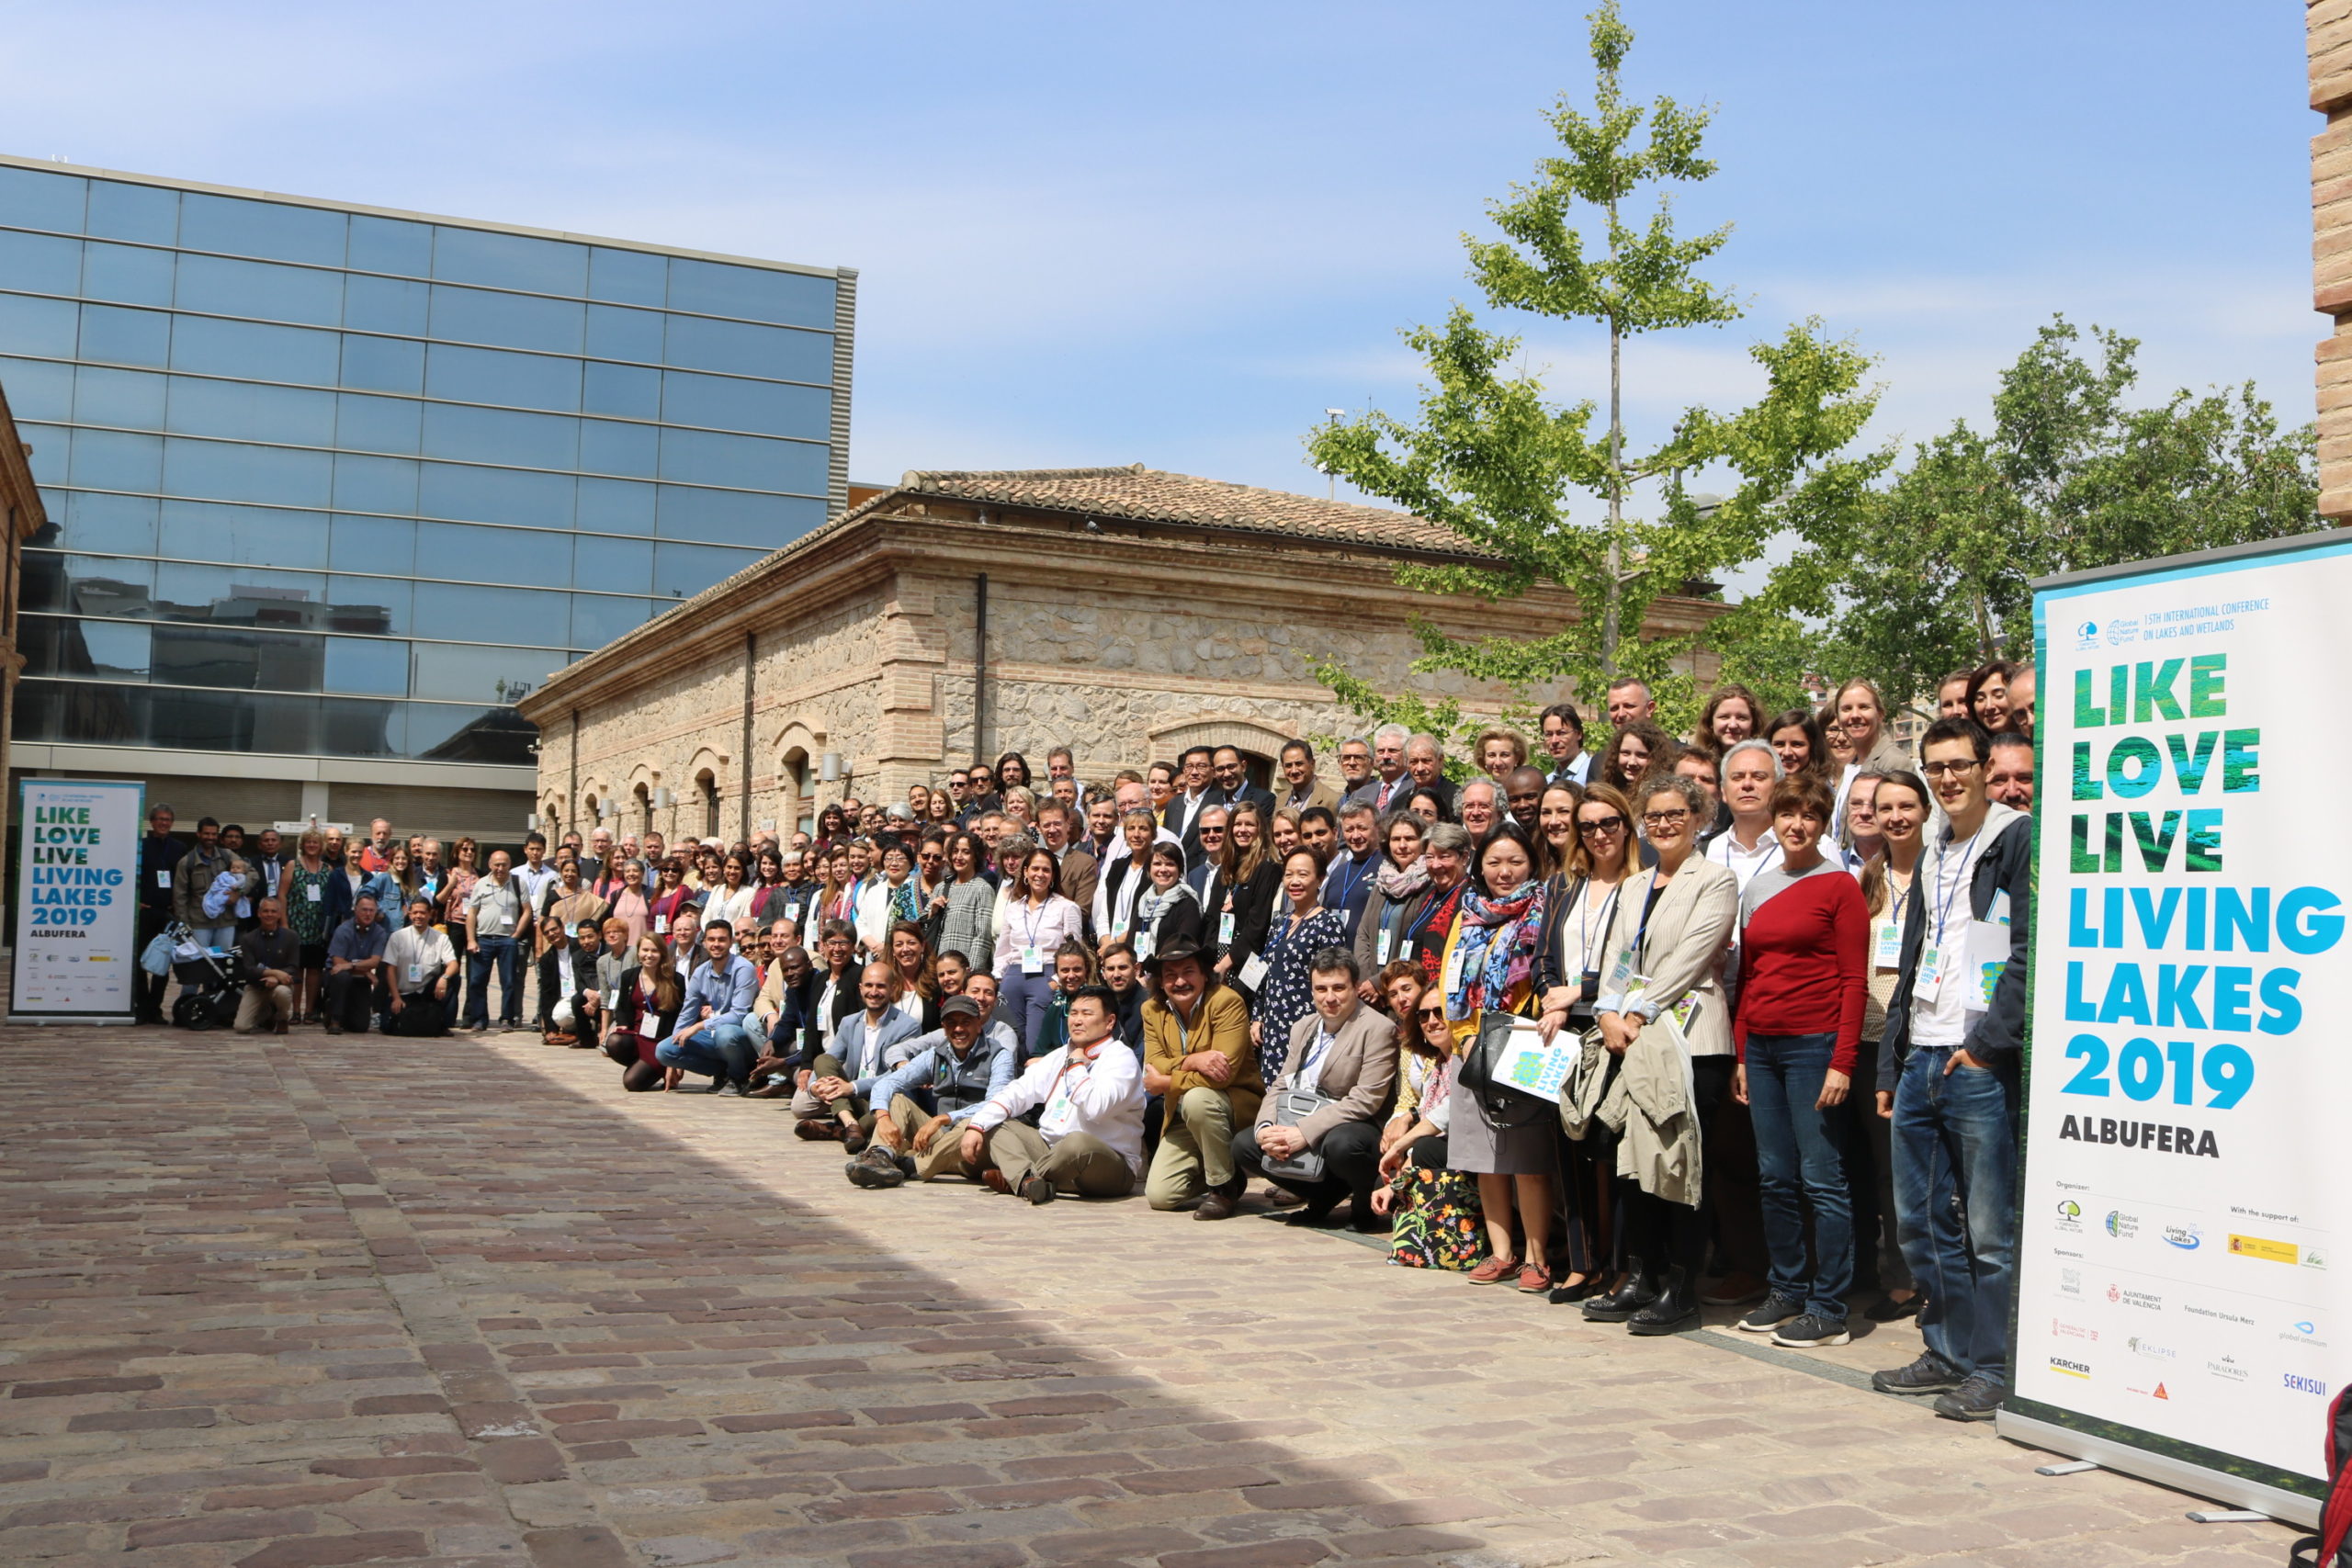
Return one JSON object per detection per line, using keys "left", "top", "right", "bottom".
{"left": 635, "top": 783, "right": 652, "bottom": 840}
{"left": 697, "top": 771, "right": 720, "bottom": 840}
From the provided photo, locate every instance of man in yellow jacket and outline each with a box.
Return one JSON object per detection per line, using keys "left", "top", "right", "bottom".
{"left": 1139, "top": 938, "right": 1262, "bottom": 1219}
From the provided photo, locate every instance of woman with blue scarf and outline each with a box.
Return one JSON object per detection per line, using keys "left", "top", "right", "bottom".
{"left": 1442, "top": 822, "right": 1555, "bottom": 1293}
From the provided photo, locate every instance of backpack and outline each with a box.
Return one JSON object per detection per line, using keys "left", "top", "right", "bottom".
{"left": 2291, "top": 1384, "right": 2352, "bottom": 1567}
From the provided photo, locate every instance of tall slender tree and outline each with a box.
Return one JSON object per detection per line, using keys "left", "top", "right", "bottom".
{"left": 1308, "top": 0, "right": 1883, "bottom": 731}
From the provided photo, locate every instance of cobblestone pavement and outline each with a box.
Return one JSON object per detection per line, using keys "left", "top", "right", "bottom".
{"left": 0, "top": 1024, "right": 2301, "bottom": 1568}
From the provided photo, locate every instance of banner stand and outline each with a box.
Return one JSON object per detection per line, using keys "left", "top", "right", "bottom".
{"left": 1996, "top": 1408, "right": 2320, "bottom": 1528}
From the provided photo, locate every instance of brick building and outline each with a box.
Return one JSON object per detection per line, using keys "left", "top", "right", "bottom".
{"left": 514, "top": 465, "right": 1725, "bottom": 845}
{"left": 2316, "top": 0, "right": 2352, "bottom": 515}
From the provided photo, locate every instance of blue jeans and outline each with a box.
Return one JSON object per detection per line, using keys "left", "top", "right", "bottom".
{"left": 657, "top": 1022, "right": 755, "bottom": 1085}
{"left": 1745, "top": 1032, "right": 1854, "bottom": 1319}
{"left": 1891, "top": 1043, "right": 2019, "bottom": 1382}
{"left": 465, "top": 936, "right": 519, "bottom": 1027}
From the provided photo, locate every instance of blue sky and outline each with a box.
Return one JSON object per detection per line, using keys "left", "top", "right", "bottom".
{"left": 2, "top": 1, "right": 2314, "bottom": 513}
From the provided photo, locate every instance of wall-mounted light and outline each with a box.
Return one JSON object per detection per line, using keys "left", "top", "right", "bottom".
{"left": 651, "top": 787, "right": 674, "bottom": 808}
{"left": 526, "top": 813, "right": 540, "bottom": 829}
{"left": 759, "top": 818, "right": 776, "bottom": 832}
{"left": 820, "top": 752, "right": 843, "bottom": 783}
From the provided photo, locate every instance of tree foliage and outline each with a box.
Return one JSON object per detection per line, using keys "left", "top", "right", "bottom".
{"left": 1305, "top": 0, "right": 1885, "bottom": 739}
{"left": 1827, "top": 317, "right": 2321, "bottom": 712}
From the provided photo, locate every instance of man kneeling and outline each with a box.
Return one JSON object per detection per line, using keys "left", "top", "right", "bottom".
{"left": 960, "top": 986, "right": 1146, "bottom": 1203}
{"left": 1233, "top": 947, "right": 1396, "bottom": 1231}
{"left": 843, "top": 995, "right": 1016, "bottom": 1189}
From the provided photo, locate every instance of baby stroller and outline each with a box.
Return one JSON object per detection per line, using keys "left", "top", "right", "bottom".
{"left": 164, "top": 925, "right": 243, "bottom": 1031}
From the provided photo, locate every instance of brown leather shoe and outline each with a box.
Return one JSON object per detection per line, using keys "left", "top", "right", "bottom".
{"left": 1194, "top": 1190, "right": 1238, "bottom": 1221}
{"left": 980, "top": 1169, "right": 1012, "bottom": 1195}
{"left": 793, "top": 1119, "right": 841, "bottom": 1142}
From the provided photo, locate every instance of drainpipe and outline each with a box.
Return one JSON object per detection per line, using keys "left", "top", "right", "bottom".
{"left": 741, "top": 630, "right": 755, "bottom": 840}
{"left": 568, "top": 711, "right": 579, "bottom": 843}
{"left": 973, "top": 572, "right": 989, "bottom": 763}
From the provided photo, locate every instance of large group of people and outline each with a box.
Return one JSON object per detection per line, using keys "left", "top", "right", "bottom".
{"left": 140, "top": 657, "right": 2040, "bottom": 1425}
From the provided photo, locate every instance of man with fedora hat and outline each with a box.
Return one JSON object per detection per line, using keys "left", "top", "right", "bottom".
{"left": 844, "top": 994, "right": 1016, "bottom": 1189}
{"left": 1140, "top": 937, "right": 1262, "bottom": 1219}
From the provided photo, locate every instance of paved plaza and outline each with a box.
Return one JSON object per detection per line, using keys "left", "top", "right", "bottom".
{"left": 0, "top": 1025, "right": 2301, "bottom": 1568}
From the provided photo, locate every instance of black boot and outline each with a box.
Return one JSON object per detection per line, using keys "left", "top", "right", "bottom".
{"left": 1580, "top": 1259, "right": 1657, "bottom": 1323}
{"left": 1628, "top": 1264, "right": 1700, "bottom": 1336}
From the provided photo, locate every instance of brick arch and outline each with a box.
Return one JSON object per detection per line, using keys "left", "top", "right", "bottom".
{"left": 1147, "top": 716, "right": 1301, "bottom": 762}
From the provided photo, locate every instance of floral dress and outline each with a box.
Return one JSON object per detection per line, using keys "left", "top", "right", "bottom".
{"left": 1250, "top": 905, "right": 1351, "bottom": 1082}
{"left": 287, "top": 864, "right": 333, "bottom": 948}
{"left": 1388, "top": 1060, "right": 1487, "bottom": 1271}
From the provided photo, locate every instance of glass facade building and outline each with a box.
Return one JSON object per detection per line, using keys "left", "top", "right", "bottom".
{"left": 0, "top": 153, "right": 853, "bottom": 814}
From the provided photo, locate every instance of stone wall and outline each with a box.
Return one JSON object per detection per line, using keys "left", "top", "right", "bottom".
{"left": 2315, "top": 0, "right": 2352, "bottom": 518}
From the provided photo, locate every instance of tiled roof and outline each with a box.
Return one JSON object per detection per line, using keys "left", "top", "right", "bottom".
{"left": 899, "top": 464, "right": 1484, "bottom": 557}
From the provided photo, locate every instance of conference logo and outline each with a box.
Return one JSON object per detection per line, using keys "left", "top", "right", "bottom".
{"left": 2048, "top": 1356, "right": 2092, "bottom": 1380}
{"left": 2280, "top": 1320, "right": 2327, "bottom": 1349}
{"left": 2060, "top": 1267, "right": 2083, "bottom": 1297}
{"left": 2305, "top": 1248, "right": 2330, "bottom": 1271}
{"left": 2127, "top": 1336, "right": 2178, "bottom": 1362}
{"left": 2283, "top": 1373, "right": 2330, "bottom": 1396}
{"left": 2163, "top": 1224, "right": 2202, "bottom": 1251}
{"left": 2055, "top": 1201, "right": 2083, "bottom": 1234}
{"left": 2051, "top": 1319, "right": 2098, "bottom": 1342}
{"left": 2105, "top": 617, "right": 2139, "bottom": 648}
{"left": 2105, "top": 1210, "right": 2141, "bottom": 1240}
{"left": 2075, "top": 621, "right": 2101, "bottom": 651}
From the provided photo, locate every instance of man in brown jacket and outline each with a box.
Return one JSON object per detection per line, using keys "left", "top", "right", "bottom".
{"left": 1234, "top": 945, "right": 1396, "bottom": 1231}
{"left": 1140, "top": 939, "right": 1261, "bottom": 1219}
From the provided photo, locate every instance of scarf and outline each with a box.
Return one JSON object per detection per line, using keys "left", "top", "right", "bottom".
{"left": 1375, "top": 857, "right": 1429, "bottom": 902}
{"left": 1448, "top": 880, "right": 1546, "bottom": 1021}
{"left": 888, "top": 878, "right": 921, "bottom": 924}
{"left": 1136, "top": 881, "right": 1193, "bottom": 929}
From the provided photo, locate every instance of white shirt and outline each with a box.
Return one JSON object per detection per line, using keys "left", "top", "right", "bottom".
{"left": 1908, "top": 826, "right": 1985, "bottom": 1049}
{"left": 967, "top": 1038, "right": 1148, "bottom": 1177}
{"left": 385, "top": 926, "right": 457, "bottom": 994}
{"left": 1703, "top": 822, "right": 1781, "bottom": 897}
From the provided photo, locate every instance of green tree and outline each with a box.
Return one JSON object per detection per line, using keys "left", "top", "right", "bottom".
{"left": 1829, "top": 317, "right": 2321, "bottom": 711}
{"left": 1306, "top": 0, "right": 1884, "bottom": 737}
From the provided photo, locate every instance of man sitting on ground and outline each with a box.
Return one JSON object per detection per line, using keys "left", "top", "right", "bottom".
{"left": 794, "top": 967, "right": 921, "bottom": 1147}
{"left": 321, "top": 893, "right": 390, "bottom": 1035}
{"left": 843, "top": 995, "right": 1018, "bottom": 1189}
{"left": 1140, "top": 939, "right": 1261, "bottom": 1219}
{"left": 960, "top": 985, "right": 1148, "bottom": 1203}
{"left": 1233, "top": 947, "right": 1397, "bottom": 1231}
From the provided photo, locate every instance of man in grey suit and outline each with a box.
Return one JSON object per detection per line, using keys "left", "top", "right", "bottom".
{"left": 1232, "top": 946, "right": 1397, "bottom": 1231}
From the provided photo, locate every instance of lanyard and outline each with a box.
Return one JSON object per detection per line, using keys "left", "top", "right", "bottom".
{"left": 1931, "top": 832, "right": 1984, "bottom": 947}
{"left": 1329, "top": 856, "right": 1367, "bottom": 910}
{"left": 1885, "top": 868, "right": 1913, "bottom": 927}
{"left": 1571, "top": 876, "right": 1620, "bottom": 974}
{"left": 1406, "top": 884, "right": 1456, "bottom": 947}
{"left": 1629, "top": 869, "right": 1672, "bottom": 972}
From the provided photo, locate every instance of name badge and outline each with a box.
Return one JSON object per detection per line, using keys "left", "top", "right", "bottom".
{"left": 1916, "top": 944, "right": 1944, "bottom": 994}
{"left": 1133, "top": 932, "right": 1155, "bottom": 964}
{"left": 1872, "top": 919, "right": 1904, "bottom": 970}
{"left": 406, "top": 962, "right": 426, "bottom": 984}
{"left": 1217, "top": 910, "right": 1236, "bottom": 945}
{"left": 1022, "top": 944, "right": 1046, "bottom": 975}
{"left": 306, "top": 884, "right": 322, "bottom": 903}
{"left": 1441, "top": 942, "right": 1464, "bottom": 995}
{"left": 1374, "top": 928, "right": 1393, "bottom": 965}
{"left": 654, "top": 914, "right": 669, "bottom": 934}
{"left": 157, "top": 871, "right": 172, "bottom": 889}
{"left": 638, "top": 1011, "right": 660, "bottom": 1039}
{"left": 1238, "top": 953, "right": 1269, "bottom": 990}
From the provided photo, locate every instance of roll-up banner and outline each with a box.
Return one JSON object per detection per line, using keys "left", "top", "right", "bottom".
{"left": 11, "top": 778, "right": 145, "bottom": 1020}
{"left": 2008, "top": 530, "right": 2351, "bottom": 1524}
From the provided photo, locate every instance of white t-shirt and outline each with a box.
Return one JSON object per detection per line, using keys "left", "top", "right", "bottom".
{"left": 1908, "top": 829, "right": 1984, "bottom": 1049}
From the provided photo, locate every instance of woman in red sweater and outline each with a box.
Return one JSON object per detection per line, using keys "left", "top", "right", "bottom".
{"left": 1731, "top": 773, "right": 1869, "bottom": 1349}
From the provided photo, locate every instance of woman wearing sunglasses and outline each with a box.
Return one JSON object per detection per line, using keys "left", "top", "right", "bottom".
{"left": 1371, "top": 984, "right": 1487, "bottom": 1271}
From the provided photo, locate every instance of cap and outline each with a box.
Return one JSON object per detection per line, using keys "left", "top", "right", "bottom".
{"left": 940, "top": 995, "right": 983, "bottom": 1020}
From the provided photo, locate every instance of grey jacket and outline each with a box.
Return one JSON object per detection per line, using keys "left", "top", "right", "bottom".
{"left": 1260, "top": 1003, "right": 1397, "bottom": 1148}
{"left": 935, "top": 877, "right": 998, "bottom": 975}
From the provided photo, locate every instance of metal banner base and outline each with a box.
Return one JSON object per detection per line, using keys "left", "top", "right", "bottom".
{"left": 1997, "top": 1408, "right": 2320, "bottom": 1529}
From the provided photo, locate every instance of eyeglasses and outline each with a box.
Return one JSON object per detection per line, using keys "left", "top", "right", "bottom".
{"left": 1921, "top": 760, "right": 1982, "bottom": 778}
{"left": 1199, "top": 827, "right": 1227, "bottom": 837}
{"left": 1641, "top": 808, "right": 1692, "bottom": 826}
{"left": 1417, "top": 1006, "right": 1447, "bottom": 1021}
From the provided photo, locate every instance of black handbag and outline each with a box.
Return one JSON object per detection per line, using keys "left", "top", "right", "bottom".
{"left": 1456, "top": 1010, "right": 1555, "bottom": 1128}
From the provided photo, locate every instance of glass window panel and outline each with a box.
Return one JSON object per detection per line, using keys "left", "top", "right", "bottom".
{"left": 656, "top": 484, "right": 822, "bottom": 547}
{"left": 81, "top": 242, "right": 174, "bottom": 307}
{"left": 72, "top": 428, "right": 163, "bottom": 492}
{"left": 322, "top": 635, "right": 408, "bottom": 696}
{"left": 653, "top": 540, "right": 761, "bottom": 601}
{"left": 14, "top": 677, "right": 141, "bottom": 748}
{"left": 0, "top": 167, "right": 87, "bottom": 232}
{"left": 0, "top": 355, "right": 72, "bottom": 421}
{"left": 74, "top": 366, "right": 168, "bottom": 430}
{"left": 0, "top": 229, "right": 83, "bottom": 294}
{"left": 582, "top": 359, "right": 659, "bottom": 419}
{"left": 0, "top": 292, "right": 80, "bottom": 357}
{"left": 347, "top": 215, "right": 431, "bottom": 277}
{"left": 164, "top": 376, "right": 335, "bottom": 446}
{"left": 151, "top": 623, "right": 329, "bottom": 692}
{"left": 428, "top": 284, "right": 582, "bottom": 355}
{"left": 332, "top": 453, "right": 419, "bottom": 513}
{"left": 415, "top": 460, "right": 573, "bottom": 528}
{"left": 20, "top": 614, "right": 152, "bottom": 680}
{"left": 340, "top": 333, "right": 424, "bottom": 394}
{"left": 341, "top": 272, "right": 427, "bottom": 336}
{"left": 79, "top": 303, "right": 171, "bottom": 367}
{"left": 85, "top": 181, "right": 178, "bottom": 245}
{"left": 411, "top": 638, "right": 557, "bottom": 704}
{"left": 408, "top": 702, "right": 534, "bottom": 765}
{"left": 423, "top": 343, "right": 578, "bottom": 412}
{"left": 587, "top": 246, "right": 665, "bottom": 307}
{"left": 668, "top": 258, "right": 835, "bottom": 329}
{"left": 334, "top": 391, "right": 422, "bottom": 454}
{"left": 411, "top": 579, "right": 566, "bottom": 642}
{"left": 663, "top": 313, "right": 831, "bottom": 383}
{"left": 571, "top": 533, "right": 650, "bottom": 595}
{"left": 170, "top": 314, "right": 339, "bottom": 385}
{"left": 159, "top": 500, "right": 328, "bottom": 570}
{"left": 579, "top": 418, "right": 655, "bottom": 478}
{"left": 584, "top": 302, "right": 662, "bottom": 363}
{"left": 61, "top": 491, "right": 158, "bottom": 555}
{"left": 433, "top": 228, "right": 586, "bottom": 296}
{"left": 177, "top": 193, "right": 347, "bottom": 267}
{"left": 175, "top": 253, "right": 343, "bottom": 327}
{"left": 325, "top": 694, "right": 409, "bottom": 759}
{"left": 662, "top": 369, "right": 829, "bottom": 438}
{"left": 152, "top": 561, "right": 326, "bottom": 625}
{"left": 658, "top": 427, "right": 823, "bottom": 493}
{"left": 17, "top": 420, "right": 67, "bottom": 485}
{"left": 134, "top": 686, "right": 329, "bottom": 755}
{"left": 416, "top": 520, "right": 559, "bottom": 587}
{"left": 329, "top": 516, "right": 414, "bottom": 577}
{"left": 420, "top": 401, "right": 578, "bottom": 469}
{"left": 568, "top": 592, "right": 652, "bottom": 650}
{"left": 575, "top": 476, "right": 653, "bottom": 535}
{"left": 325, "top": 574, "right": 407, "bottom": 636}
{"left": 162, "top": 437, "right": 333, "bottom": 508}
{"left": 20, "top": 551, "right": 153, "bottom": 615}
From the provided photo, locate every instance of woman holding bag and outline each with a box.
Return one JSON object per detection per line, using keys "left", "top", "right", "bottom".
{"left": 1440, "top": 822, "right": 1554, "bottom": 1293}
{"left": 1581, "top": 773, "right": 1739, "bottom": 1337}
